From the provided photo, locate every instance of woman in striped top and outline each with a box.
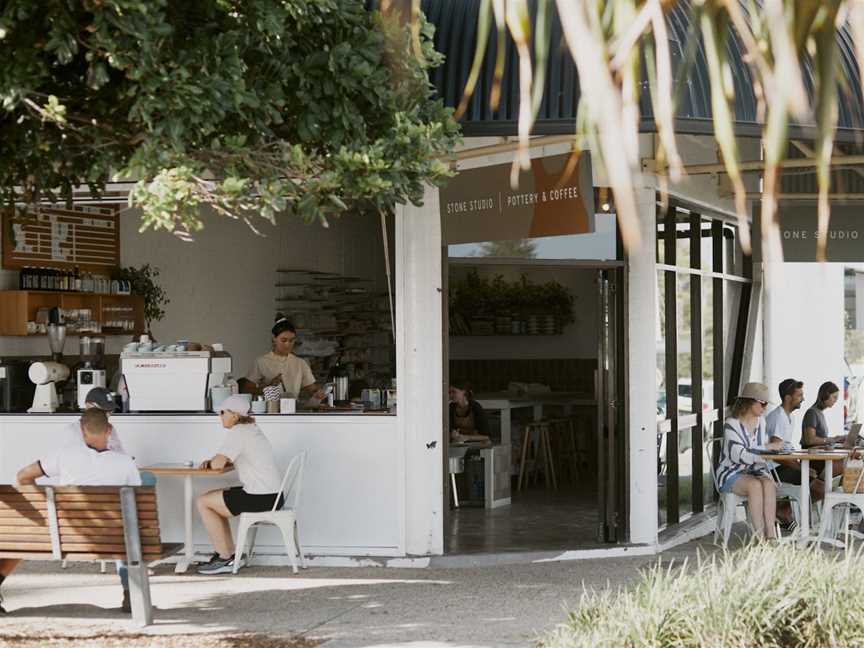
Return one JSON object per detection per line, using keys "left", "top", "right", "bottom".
{"left": 717, "top": 382, "right": 782, "bottom": 540}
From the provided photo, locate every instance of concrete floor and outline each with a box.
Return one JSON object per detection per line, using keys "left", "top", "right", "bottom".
{"left": 446, "top": 484, "right": 602, "bottom": 554}
{"left": 0, "top": 535, "right": 722, "bottom": 647}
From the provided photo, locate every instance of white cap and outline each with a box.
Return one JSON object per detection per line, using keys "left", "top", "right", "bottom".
{"left": 219, "top": 395, "right": 251, "bottom": 416}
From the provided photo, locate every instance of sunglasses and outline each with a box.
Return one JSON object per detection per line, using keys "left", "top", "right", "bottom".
{"left": 757, "top": 400, "right": 768, "bottom": 407}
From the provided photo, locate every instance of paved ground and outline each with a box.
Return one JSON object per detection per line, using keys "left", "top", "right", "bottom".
{"left": 0, "top": 537, "right": 722, "bottom": 647}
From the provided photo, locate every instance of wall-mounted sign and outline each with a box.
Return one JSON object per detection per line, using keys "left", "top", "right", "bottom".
{"left": 440, "top": 152, "right": 594, "bottom": 245}
{"left": 751, "top": 204, "right": 864, "bottom": 262}
{"left": 2, "top": 205, "right": 122, "bottom": 271}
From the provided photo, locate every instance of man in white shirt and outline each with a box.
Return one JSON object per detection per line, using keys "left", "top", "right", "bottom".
{"left": 64, "top": 387, "right": 127, "bottom": 453}
{"left": 0, "top": 408, "right": 141, "bottom": 614}
{"left": 765, "top": 378, "right": 824, "bottom": 527}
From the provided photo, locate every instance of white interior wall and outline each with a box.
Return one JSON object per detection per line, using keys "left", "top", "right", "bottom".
{"left": 0, "top": 207, "right": 389, "bottom": 380}
{"left": 448, "top": 264, "right": 598, "bottom": 360}
{"left": 764, "top": 262, "right": 846, "bottom": 435}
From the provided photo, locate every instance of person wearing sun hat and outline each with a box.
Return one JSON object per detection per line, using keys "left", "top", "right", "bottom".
{"left": 716, "top": 382, "right": 783, "bottom": 540}
{"left": 195, "top": 395, "right": 284, "bottom": 575}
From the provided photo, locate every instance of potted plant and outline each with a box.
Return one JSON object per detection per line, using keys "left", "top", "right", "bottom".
{"left": 114, "top": 264, "right": 170, "bottom": 334}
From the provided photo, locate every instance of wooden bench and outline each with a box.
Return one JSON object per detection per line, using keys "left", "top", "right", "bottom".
{"left": 0, "top": 485, "right": 180, "bottom": 626}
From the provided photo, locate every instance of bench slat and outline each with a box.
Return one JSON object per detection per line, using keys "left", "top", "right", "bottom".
{"left": 54, "top": 526, "right": 160, "bottom": 538}
{"left": 0, "top": 541, "right": 52, "bottom": 550}
{"left": 55, "top": 494, "right": 156, "bottom": 504}
{"left": 57, "top": 510, "right": 158, "bottom": 521}
{"left": 0, "top": 502, "right": 47, "bottom": 513}
{"left": 60, "top": 531, "right": 161, "bottom": 544}
{"left": 0, "top": 525, "right": 50, "bottom": 534}
{"left": 0, "top": 517, "right": 48, "bottom": 527}
{"left": 0, "top": 534, "right": 55, "bottom": 544}
{"left": 0, "top": 486, "right": 155, "bottom": 495}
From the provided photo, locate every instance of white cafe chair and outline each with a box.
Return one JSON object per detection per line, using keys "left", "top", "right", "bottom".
{"left": 707, "top": 438, "right": 751, "bottom": 547}
{"left": 818, "top": 458, "right": 864, "bottom": 549}
{"left": 233, "top": 451, "right": 308, "bottom": 574}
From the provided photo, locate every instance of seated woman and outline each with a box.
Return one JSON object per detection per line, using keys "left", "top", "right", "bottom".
{"left": 196, "top": 396, "right": 285, "bottom": 574}
{"left": 716, "top": 382, "right": 781, "bottom": 541}
{"left": 801, "top": 381, "right": 846, "bottom": 481}
{"left": 449, "top": 379, "right": 490, "bottom": 444}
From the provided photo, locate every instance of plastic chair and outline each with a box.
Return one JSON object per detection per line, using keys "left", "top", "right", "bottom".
{"left": 818, "top": 459, "right": 864, "bottom": 549}
{"left": 233, "top": 451, "right": 307, "bottom": 574}
{"left": 707, "top": 438, "right": 750, "bottom": 547}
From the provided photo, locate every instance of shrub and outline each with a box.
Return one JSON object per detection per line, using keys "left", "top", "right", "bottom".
{"left": 541, "top": 543, "right": 864, "bottom": 648}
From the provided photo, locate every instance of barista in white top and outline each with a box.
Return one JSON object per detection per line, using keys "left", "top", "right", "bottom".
{"left": 64, "top": 387, "right": 127, "bottom": 453}
{"left": 239, "top": 314, "right": 325, "bottom": 402}
{"left": 194, "top": 396, "right": 285, "bottom": 575}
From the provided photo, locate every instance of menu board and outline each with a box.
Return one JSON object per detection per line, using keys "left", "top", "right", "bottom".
{"left": 2, "top": 205, "right": 121, "bottom": 271}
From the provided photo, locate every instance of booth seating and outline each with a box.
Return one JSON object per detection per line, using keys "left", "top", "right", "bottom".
{"left": 0, "top": 485, "right": 178, "bottom": 626}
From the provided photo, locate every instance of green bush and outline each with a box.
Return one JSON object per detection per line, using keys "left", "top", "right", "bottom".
{"left": 541, "top": 544, "right": 864, "bottom": 648}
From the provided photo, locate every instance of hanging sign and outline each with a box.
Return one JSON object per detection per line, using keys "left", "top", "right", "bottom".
{"left": 440, "top": 152, "right": 594, "bottom": 245}
{"left": 751, "top": 204, "right": 864, "bottom": 262}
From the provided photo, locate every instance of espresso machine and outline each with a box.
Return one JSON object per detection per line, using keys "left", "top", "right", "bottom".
{"left": 77, "top": 336, "right": 106, "bottom": 409}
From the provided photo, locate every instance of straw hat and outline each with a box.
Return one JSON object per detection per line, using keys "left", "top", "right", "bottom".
{"left": 738, "top": 382, "right": 771, "bottom": 404}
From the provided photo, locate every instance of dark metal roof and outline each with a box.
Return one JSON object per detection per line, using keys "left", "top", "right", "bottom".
{"left": 422, "top": 0, "right": 864, "bottom": 140}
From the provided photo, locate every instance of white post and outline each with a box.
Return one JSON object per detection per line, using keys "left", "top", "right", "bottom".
{"left": 396, "top": 186, "right": 445, "bottom": 555}
{"left": 628, "top": 188, "right": 660, "bottom": 546}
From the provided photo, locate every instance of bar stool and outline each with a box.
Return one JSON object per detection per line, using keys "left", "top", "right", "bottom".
{"left": 518, "top": 421, "right": 557, "bottom": 491}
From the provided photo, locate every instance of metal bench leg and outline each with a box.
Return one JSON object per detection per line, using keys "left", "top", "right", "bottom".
{"left": 120, "top": 487, "right": 153, "bottom": 627}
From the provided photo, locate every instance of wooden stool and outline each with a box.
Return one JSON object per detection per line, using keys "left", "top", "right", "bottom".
{"left": 518, "top": 421, "right": 557, "bottom": 491}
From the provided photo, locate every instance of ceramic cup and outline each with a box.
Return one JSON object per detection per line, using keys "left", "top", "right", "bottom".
{"left": 280, "top": 398, "right": 296, "bottom": 414}
{"left": 251, "top": 399, "right": 266, "bottom": 415}
{"left": 266, "top": 400, "right": 279, "bottom": 414}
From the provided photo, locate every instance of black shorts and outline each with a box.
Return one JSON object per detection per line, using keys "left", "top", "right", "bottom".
{"left": 774, "top": 463, "right": 802, "bottom": 485}
{"left": 222, "top": 486, "right": 284, "bottom": 516}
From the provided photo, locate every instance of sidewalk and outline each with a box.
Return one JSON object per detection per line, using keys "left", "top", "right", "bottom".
{"left": 0, "top": 537, "right": 720, "bottom": 647}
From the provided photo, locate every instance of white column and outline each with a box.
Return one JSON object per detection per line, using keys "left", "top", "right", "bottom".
{"left": 628, "top": 188, "right": 659, "bottom": 546}
{"left": 395, "top": 186, "right": 445, "bottom": 555}
{"left": 764, "top": 262, "right": 846, "bottom": 432}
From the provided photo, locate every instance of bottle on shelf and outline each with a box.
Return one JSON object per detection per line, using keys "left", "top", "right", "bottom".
{"left": 74, "top": 266, "right": 81, "bottom": 292}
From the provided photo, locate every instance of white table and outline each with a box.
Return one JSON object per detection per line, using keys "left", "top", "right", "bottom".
{"left": 475, "top": 392, "right": 595, "bottom": 448}
{"left": 140, "top": 463, "right": 235, "bottom": 572}
{"left": 449, "top": 444, "right": 511, "bottom": 508}
{"left": 763, "top": 450, "right": 847, "bottom": 546}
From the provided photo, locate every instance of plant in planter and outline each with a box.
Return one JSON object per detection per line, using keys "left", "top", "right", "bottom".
{"left": 113, "top": 264, "right": 170, "bottom": 333}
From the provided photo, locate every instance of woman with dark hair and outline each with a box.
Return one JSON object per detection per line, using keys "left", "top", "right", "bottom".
{"left": 801, "top": 381, "right": 845, "bottom": 448}
{"left": 239, "top": 314, "right": 324, "bottom": 402}
{"left": 716, "top": 382, "right": 779, "bottom": 540}
{"left": 449, "top": 379, "right": 490, "bottom": 442}
{"left": 801, "top": 381, "right": 846, "bottom": 481}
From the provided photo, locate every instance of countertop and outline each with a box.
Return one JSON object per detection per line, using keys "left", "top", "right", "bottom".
{"left": 0, "top": 410, "right": 395, "bottom": 417}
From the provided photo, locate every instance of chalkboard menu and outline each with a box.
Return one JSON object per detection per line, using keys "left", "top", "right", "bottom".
{"left": 2, "top": 205, "right": 121, "bottom": 272}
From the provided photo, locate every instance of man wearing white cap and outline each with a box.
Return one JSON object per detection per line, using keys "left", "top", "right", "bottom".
{"left": 195, "top": 395, "right": 284, "bottom": 575}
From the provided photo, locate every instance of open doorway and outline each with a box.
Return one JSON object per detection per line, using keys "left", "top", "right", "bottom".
{"left": 442, "top": 255, "right": 626, "bottom": 553}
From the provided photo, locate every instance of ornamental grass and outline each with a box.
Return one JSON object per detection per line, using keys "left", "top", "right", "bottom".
{"left": 541, "top": 543, "right": 864, "bottom": 648}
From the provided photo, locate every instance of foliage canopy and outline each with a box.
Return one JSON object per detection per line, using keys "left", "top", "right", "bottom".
{"left": 0, "top": 0, "right": 460, "bottom": 235}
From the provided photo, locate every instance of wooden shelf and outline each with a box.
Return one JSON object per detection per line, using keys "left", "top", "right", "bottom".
{"left": 0, "top": 290, "right": 144, "bottom": 336}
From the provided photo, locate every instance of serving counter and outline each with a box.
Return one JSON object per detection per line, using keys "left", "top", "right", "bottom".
{"left": 0, "top": 412, "right": 404, "bottom": 559}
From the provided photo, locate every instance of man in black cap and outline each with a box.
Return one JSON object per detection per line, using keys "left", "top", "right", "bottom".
{"left": 64, "top": 387, "right": 127, "bottom": 453}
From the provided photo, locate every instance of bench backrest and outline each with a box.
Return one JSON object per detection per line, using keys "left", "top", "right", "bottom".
{"left": 0, "top": 485, "right": 162, "bottom": 561}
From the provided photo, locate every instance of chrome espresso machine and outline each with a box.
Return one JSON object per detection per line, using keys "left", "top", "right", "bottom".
{"left": 120, "top": 348, "right": 232, "bottom": 411}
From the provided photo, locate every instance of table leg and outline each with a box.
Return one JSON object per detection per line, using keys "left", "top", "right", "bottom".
{"left": 798, "top": 459, "right": 810, "bottom": 547}
{"left": 499, "top": 409, "right": 512, "bottom": 448}
{"left": 175, "top": 475, "right": 194, "bottom": 574}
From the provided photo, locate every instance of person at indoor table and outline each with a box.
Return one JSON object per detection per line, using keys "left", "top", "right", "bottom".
{"left": 239, "top": 314, "right": 325, "bottom": 403}
{"left": 449, "top": 379, "right": 490, "bottom": 444}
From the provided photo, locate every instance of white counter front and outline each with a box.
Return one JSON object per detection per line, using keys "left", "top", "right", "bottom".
{"left": 0, "top": 414, "right": 404, "bottom": 558}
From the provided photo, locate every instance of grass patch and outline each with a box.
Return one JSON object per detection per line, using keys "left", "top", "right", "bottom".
{"left": 541, "top": 543, "right": 864, "bottom": 647}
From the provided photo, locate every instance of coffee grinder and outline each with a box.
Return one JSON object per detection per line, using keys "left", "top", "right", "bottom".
{"left": 77, "top": 335, "right": 106, "bottom": 409}
{"left": 28, "top": 320, "right": 70, "bottom": 413}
